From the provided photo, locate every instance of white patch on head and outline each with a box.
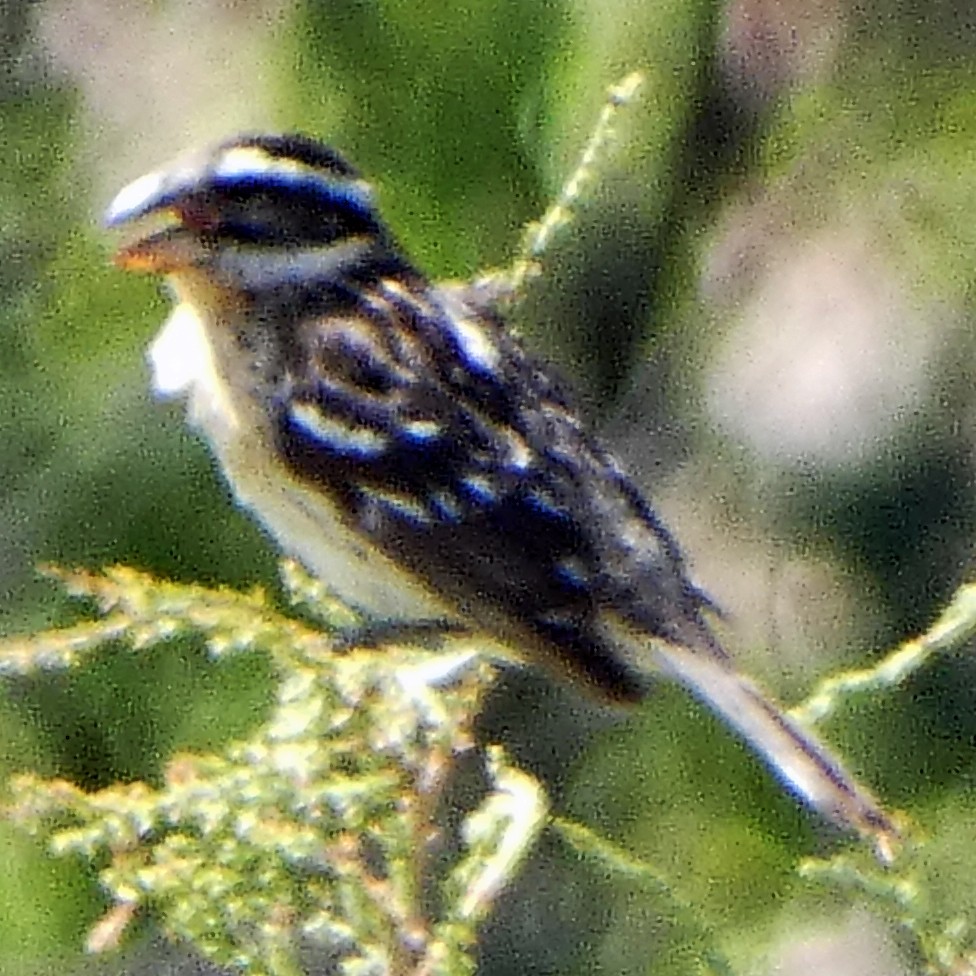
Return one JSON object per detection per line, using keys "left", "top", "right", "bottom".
{"left": 104, "top": 170, "right": 168, "bottom": 226}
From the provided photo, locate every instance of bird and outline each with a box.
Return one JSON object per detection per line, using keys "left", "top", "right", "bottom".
{"left": 105, "top": 132, "right": 897, "bottom": 856}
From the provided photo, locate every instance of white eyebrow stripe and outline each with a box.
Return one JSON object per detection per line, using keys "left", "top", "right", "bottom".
{"left": 213, "top": 146, "right": 298, "bottom": 178}
{"left": 106, "top": 149, "right": 377, "bottom": 229}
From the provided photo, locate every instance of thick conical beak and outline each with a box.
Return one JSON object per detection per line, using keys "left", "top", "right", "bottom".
{"left": 112, "top": 225, "right": 210, "bottom": 274}
{"left": 105, "top": 154, "right": 215, "bottom": 272}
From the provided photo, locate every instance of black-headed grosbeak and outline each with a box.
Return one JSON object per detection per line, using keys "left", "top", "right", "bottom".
{"left": 105, "top": 133, "right": 896, "bottom": 854}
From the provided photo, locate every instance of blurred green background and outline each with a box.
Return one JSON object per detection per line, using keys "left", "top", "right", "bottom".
{"left": 3, "top": 0, "right": 976, "bottom": 972}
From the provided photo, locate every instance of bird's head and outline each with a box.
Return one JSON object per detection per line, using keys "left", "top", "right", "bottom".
{"left": 105, "top": 134, "right": 389, "bottom": 290}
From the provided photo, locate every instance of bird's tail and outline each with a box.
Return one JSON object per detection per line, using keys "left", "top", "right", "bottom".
{"left": 648, "top": 638, "right": 898, "bottom": 861}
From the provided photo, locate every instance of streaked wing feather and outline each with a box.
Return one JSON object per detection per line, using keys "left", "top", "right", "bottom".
{"left": 273, "top": 277, "right": 714, "bottom": 699}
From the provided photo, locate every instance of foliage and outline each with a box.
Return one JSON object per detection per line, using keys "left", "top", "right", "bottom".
{"left": 5, "top": 567, "right": 976, "bottom": 974}
{"left": 3, "top": 564, "right": 545, "bottom": 976}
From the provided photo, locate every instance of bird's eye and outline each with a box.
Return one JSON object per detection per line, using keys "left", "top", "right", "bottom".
{"left": 175, "top": 198, "right": 223, "bottom": 234}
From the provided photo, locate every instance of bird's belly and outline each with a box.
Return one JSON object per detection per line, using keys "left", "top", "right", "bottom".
{"left": 232, "top": 456, "right": 455, "bottom": 621}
